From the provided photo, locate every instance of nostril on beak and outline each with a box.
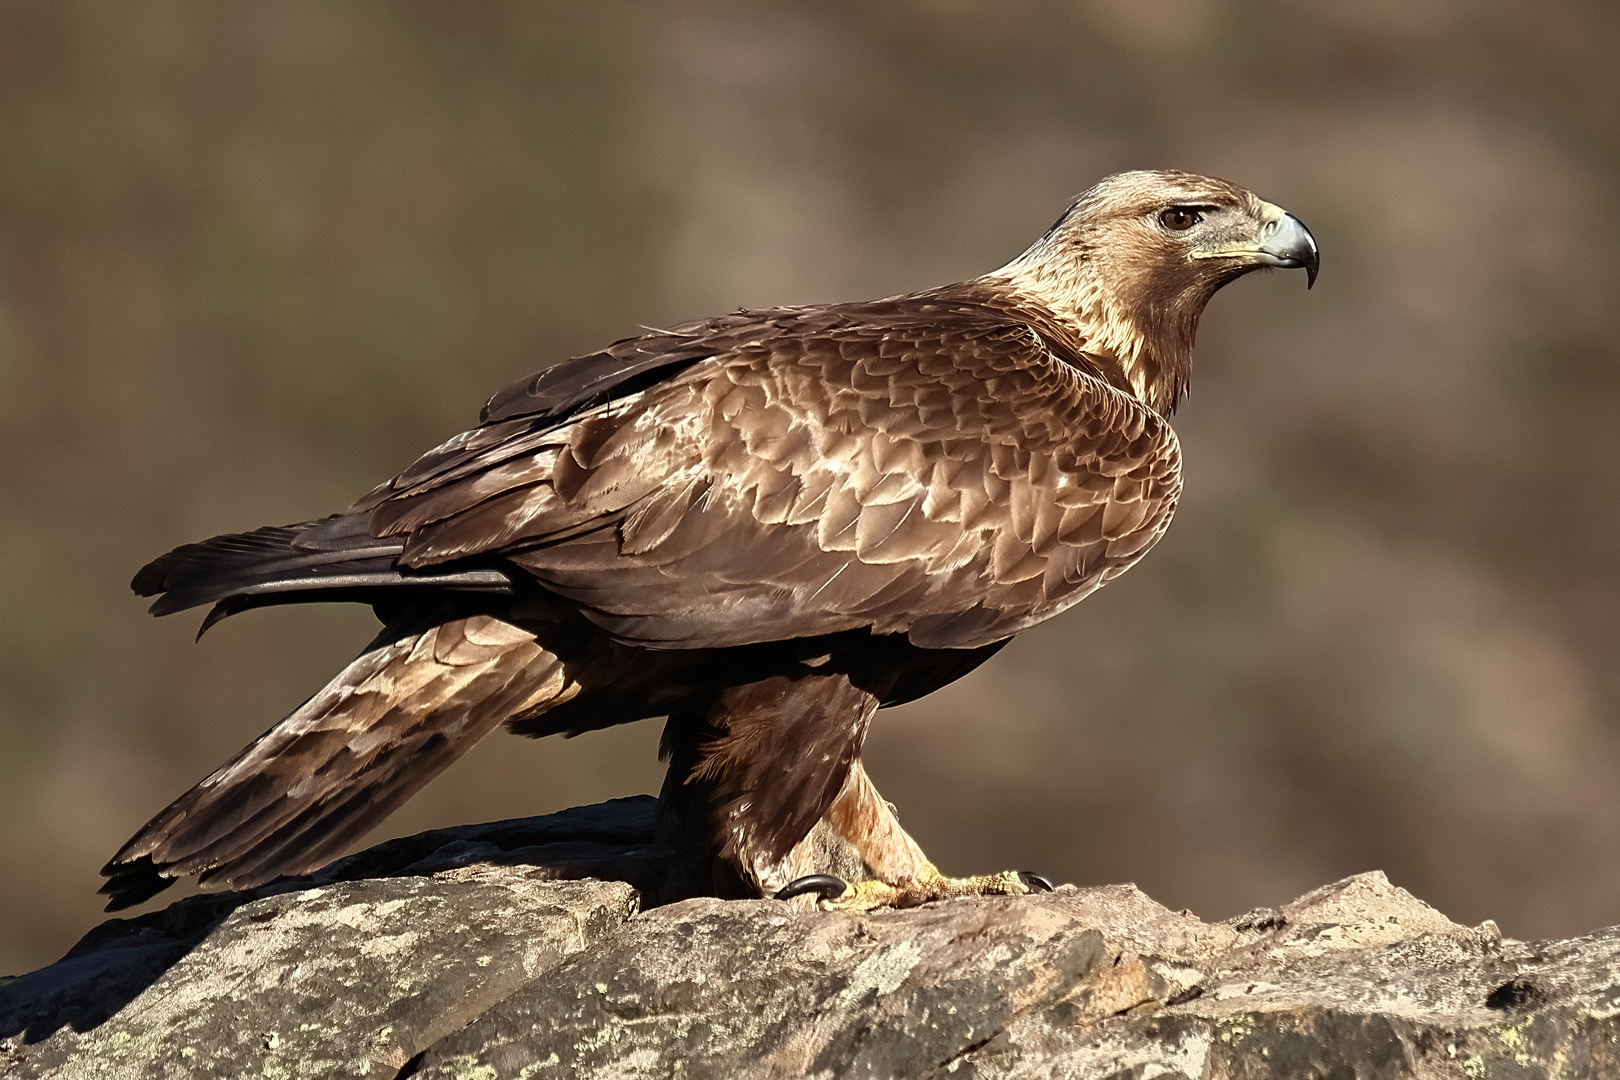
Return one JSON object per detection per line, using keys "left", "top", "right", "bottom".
{"left": 1255, "top": 212, "right": 1319, "bottom": 289}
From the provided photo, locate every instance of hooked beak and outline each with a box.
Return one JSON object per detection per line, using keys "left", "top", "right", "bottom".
{"left": 1256, "top": 211, "right": 1319, "bottom": 289}
{"left": 1192, "top": 205, "right": 1320, "bottom": 289}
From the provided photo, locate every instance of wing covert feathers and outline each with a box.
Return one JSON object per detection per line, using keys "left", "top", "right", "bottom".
{"left": 136, "top": 284, "right": 1180, "bottom": 652}
{"left": 355, "top": 284, "right": 1182, "bottom": 651}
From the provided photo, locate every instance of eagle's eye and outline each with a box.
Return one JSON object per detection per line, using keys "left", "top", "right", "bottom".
{"left": 1159, "top": 207, "right": 1202, "bottom": 231}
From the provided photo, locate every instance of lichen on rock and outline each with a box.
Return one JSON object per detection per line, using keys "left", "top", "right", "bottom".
{"left": 4, "top": 799, "right": 1619, "bottom": 1078}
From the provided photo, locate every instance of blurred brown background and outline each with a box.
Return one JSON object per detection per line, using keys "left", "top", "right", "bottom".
{"left": 3, "top": 0, "right": 1619, "bottom": 975}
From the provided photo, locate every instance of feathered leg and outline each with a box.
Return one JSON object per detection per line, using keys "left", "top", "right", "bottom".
{"left": 670, "top": 660, "right": 1050, "bottom": 909}
{"left": 702, "top": 672, "right": 879, "bottom": 897}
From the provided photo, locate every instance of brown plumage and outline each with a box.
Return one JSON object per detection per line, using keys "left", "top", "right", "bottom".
{"left": 104, "top": 170, "right": 1317, "bottom": 911}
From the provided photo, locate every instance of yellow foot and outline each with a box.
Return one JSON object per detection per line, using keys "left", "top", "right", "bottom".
{"left": 776, "top": 867, "right": 1055, "bottom": 911}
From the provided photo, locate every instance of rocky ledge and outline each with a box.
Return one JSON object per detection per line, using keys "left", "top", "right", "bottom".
{"left": 3, "top": 797, "right": 1618, "bottom": 1078}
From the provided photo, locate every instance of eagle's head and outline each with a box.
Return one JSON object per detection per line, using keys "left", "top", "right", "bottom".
{"left": 993, "top": 169, "right": 1318, "bottom": 415}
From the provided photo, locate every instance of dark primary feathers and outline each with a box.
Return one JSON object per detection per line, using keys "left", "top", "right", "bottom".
{"left": 110, "top": 170, "right": 1315, "bottom": 908}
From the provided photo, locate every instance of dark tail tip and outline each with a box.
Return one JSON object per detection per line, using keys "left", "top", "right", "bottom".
{"left": 98, "top": 856, "right": 178, "bottom": 912}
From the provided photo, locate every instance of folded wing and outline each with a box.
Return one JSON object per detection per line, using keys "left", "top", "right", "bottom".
{"left": 353, "top": 292, "right": 1183, "bottom": 651}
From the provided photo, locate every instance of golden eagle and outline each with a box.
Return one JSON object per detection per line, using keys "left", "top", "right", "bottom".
{"left": 102, "top": 170, "right": 1317, "bottom": 911}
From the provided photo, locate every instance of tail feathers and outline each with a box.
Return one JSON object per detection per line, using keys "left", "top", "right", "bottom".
{"left": 99, "top": 611, "right": 579, "bottom": 910}
{"left": 133, "top": 515, "right": 513, "bottom": 628}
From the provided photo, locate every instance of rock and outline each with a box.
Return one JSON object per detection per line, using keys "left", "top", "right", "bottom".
{"left": 4, "top": 800, "right": 1619, "bottom": 1078}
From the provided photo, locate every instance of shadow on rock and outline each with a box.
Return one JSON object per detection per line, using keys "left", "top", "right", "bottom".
{"left": 0, "top": 795, "right": 674, "bottom": 1049}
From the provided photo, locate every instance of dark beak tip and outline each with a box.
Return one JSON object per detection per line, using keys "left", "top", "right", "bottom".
{"left": 1296, "top": 215, "right": 1319, "bottom": 290}
{"left": 1258, "top": 212, "right": 1318, "bottom": 291}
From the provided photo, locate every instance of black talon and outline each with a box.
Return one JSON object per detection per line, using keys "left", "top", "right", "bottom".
{"left": 1018, "top": 871, "right": 1056, "bottom": 893}
{"left": 775, "top": 874, "right": 849, "bottom": 902}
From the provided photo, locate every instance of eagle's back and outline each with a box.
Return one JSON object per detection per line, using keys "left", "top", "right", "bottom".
{"left": 361, "top": 283, "right": 1183, "bottom": 651}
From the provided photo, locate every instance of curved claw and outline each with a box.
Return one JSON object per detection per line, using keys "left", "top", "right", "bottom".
{"left": 775, "top": 874, "right": 849, "bottom": 902}
{"left": 1018, "top": 871, "right": 1056, "bottom": 893}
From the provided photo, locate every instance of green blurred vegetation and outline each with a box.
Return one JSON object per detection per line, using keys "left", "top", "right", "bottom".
{"left": 2, "top": 0, "right": 1618, "bottom": 973}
